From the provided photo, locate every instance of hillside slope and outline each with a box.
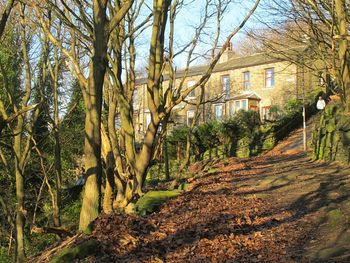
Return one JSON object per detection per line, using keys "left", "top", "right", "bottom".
{"left": 30, "top": 116, "right": 350, "bottom": 262}
{"left": 31, "top": 150, "right": 350, "bottom": 262}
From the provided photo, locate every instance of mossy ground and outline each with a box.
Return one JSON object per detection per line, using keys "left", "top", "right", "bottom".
{"left": 135, "top": 190, "right": 182, "bottom": 216}
{"left": 49, "top": 239, "right": 98, "bottom": 263}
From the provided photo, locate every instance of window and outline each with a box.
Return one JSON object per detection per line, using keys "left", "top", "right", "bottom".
{"left": 145, "top": 111, "right": 151, "bottom": 127}
{"left": 232, "top": 99, "right": 248, "bottom": 114}
{"left": 187, "top": 110, "right": 195, "bottom": 126}
{"left": 262, "top": 106, "right": 271, "bottom": 121}
{"left": 187, "top": 80, "right": 196, "bottom": 98}
{"left": 230, "top": 101, "right": 235, "bottom": 116}
{"left": 235, "top": 100, "right": 241, "bottom": 111}
{"left": 265, "top": 68, "right": 275, "bottom": 88}
{"left": 242, "top": 100, "right": 248, "bottom": 111}
{"left": 215, "top": 104, "right": 223, "bottom": 120}
{"left": 243, "top": 71, "right": 250, "bottom": 90}
{"left": 318, "top": 71, "right": 324, "bottom": 86}
{"left": 132, "top": 89, "right": 139, "bottom": 109}
{"left": 221, "top": 75, "right": 230, "bottom": 97}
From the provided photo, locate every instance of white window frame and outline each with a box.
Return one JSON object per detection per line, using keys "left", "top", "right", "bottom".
{"left": 235, "top": 100, "right": 241, "bottom": 112}
{"left": 230, "top": 101, "right": 235, "bottom": 116}
{"left": 187, "top": 110, "right": 195, "bottom": 126}
{"left": 214, "top": 104, "right": 223, "bottom": 120}
{"left": 187, "top": 80, "right": 196, "bottom": 99}
{"left": 265, "top": 68, "right": 275, "bottom": 88}
{"left": 132, "top": 89, "right": 139, "bottom": 110}
{"left": 145, "top": 111, "right": 151, "bottom": 128}
{"left": 232, "top": 99, "right": 248, "bottom": 114}
{"left": 243, "top": 71, "right": 250, "bottom": 90}
{"left": 221, "top": 75, "right": 230, "bottom": 96}
{"left": 242, "top": 99, "right": 248, "bottom": 111}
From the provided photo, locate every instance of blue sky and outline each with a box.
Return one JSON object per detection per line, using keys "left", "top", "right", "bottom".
{"left": 135, "top": 0, "right": 263, "bottom": 71}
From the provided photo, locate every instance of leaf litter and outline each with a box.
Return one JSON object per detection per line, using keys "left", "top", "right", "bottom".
{"left": 32, "top": 151, "right": 350, "bottom": 262}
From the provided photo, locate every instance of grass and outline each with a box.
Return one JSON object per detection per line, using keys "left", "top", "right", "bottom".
{"left": 135, "top": 190, "right": 182, "bottom": 216}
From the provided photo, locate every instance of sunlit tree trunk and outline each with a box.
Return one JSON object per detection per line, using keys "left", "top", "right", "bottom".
{"left": 334, "top": 0, "right": 350, "bottom": 112}
{"left": 180, "top": 86, "right": 205, "bottom": 171}
{"left": 133, "top": 0, "right": 170, "bottom": 196}
{"left": 103, "top": 0, "right": 260, "bottom": 209}
{"left": 101, "top": 124, "right": 115, "bottom": 214}
{"left": 78, "top": 11, "right": 107, "bottom": 229}
{"left": 13, "top": 119, "right": 25, "bottom": 262}
{"left": 13, "top": 5, "right": 36, "bottom": 261}
{"left": 163, "top": 138, "right": 170, "bottom": 180}
{"left": 78, "top": 0, "right": 134, "bottom": 231}
{"left": 52, "top": 46, "right": 62, "bottom": 227}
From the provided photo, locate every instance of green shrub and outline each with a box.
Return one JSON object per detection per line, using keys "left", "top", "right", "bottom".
{"left": 232, "top": 110, "right": 261, "bottom": 135}
{"left": 192, "top": 120, "right": 221, "bottom": 160}
{"left": 168, "top": 126, "right": 190, "bottom": 142}
{"left": 219, "top": 111, "right": 261, "bottom": 157}
{"left": 61, "top": 198, "right": 82, "bottom": 231}
{"left": 167, "top": 126, "right": 190, "bottom": 160}
{"left": 0, "top": 247, "right": 12, "bottom": 263}
{"left": 284, "top": 99, "right": 303, "bottom": 116}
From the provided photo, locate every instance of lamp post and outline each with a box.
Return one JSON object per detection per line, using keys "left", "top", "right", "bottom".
{"left": 301, "top": 56, "right": 307, "bottom": 152}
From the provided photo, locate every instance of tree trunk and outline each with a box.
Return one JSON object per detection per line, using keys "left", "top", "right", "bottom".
{"left": 14, "top": 125, "right": 25, "bottom": 262}
{"left": 14, "top": 6, "right": 31, "bottom": 260}
{"left": 53, "top": 48, "right": 62, "bottom": 227}
{"left": 164, "top": 139, "right": 170, "bottom": 181}
{"left": 79, "top": 80, "right": 104, "bottom": 231}
{"left": 53, "top": 128, "right": 61, "bottom": 227}
{"left": 176, "top": 142, "right": 181, "bottom": 161}
{"left": 180, "top": 133, "right": 191, "bottom": 171}
{"left": 79, "top": 0, "right": 108, "bottom": 231}
{"left": 179, "top": 85, "right": 204, "bottom": 172}
{"left": 101, "top": 125, "right": 115, "bottom": 214}
{"left": 335, "top": 0, "right": 350, "bottom": 112}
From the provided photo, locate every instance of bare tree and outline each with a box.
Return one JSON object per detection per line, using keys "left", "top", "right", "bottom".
{"left": 250, "top": 0, "right": 349, "bottom": 109}
{"left": 34, "top": 0, "right": 134, "bottom": 231}
{"left": 101, "top": 0, "right": 261, "bottom": 210}
{"left": 0, "top": 4, "right": 41, "bottom": 261}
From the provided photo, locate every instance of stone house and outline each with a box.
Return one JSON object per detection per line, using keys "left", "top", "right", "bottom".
{"left": 134, "top": 47, "right": 320, "bottom": 138}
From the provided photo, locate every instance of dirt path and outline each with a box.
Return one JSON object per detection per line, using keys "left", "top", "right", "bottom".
{"left": 268, "top": 115, "right": 317, "bottom": 154}
{"left": 87, "top": 151, "right": 350, "bottom": 263}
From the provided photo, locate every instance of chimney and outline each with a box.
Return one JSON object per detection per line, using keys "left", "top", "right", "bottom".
{"left": 219, "top": 42, "right": 236, "bottom": 63}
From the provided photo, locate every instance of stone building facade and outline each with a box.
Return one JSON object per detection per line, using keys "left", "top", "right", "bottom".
{"left": 134, "top": 47, "right": 319, "bottom": 137}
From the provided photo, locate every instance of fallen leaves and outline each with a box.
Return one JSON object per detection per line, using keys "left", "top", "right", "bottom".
{"left": 84, "top": 153, "right": 317, "bottom": 262}
{"left": 30, "top": 151, "right": 350, "bottom": 263}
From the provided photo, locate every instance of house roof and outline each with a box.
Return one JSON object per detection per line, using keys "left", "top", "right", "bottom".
{"left": 228, "top": 91, "right": 261, "bottom": 101}
{"left": 136, "top": 52, "right": 279, "bottom": 85}
{"left": 136, "top": 46, "right": 306, "bottom": 85}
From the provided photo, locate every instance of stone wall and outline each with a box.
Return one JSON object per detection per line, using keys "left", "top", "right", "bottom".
{"left": 312, "top": 101, "right": 350, "bottom": 164}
